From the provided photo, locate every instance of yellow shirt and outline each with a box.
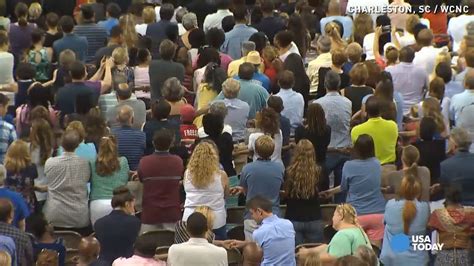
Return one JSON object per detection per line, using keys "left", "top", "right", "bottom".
{"left": 227, "top": 56, "right": 265, "bottom": 77}
{"left": 193, "top": 83, "right": 218, "bottom": 128}
{"left": 306, "top": 52, "right": 332, "bottom": 93}
{"left": 351, "top": 117, "right": 398, "bottom": 164}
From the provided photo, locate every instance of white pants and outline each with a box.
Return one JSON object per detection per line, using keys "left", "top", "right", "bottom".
{"left": 90, "top": 199, "right": 112, "bottom": 227}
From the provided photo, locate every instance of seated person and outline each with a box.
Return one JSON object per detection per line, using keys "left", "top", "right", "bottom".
{"left": 28, "top": 213, "right": 66, "bottom": 265}
{"left": 112, "top": 234, "right": 166, "bottom": 265}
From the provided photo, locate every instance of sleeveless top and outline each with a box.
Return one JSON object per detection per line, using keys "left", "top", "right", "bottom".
{"left": 182, "top": 170, "right": 226, "bottom": 229}
{"left": 28, "top": 48, "right": 49, "bottom": 81}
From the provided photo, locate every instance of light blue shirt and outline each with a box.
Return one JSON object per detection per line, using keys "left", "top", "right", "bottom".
{"left": 222, "top": 24, "right": 258, "bottom": 59}
{"left": 341, "top": 157, "right": 386, "bottom": 215}
{"left": 275, "top": 89, "right": 304, "bottom": 132}
{"left": 314, "top": 92, "right": 352, "bottom": 148}
{"left": 449, "top": 89, "right": 474, "bottom": 124}
{"left": 215, "top": 79, "right": 269, "bottom": 119}
{"left": 58, "top": 142, "right": 97, "bottom": 161}
{"left": 386, "top": 62, "right": 427, "bottom": 115}
{"left": 234, "top": 72, "right": 271, "bottom": 93}
{"left": 221, "top": 98, "right": 250, "bottom": 141}
{"left": 320, "top": 16, "right": 353, "bottom": 40}
{"left": 253, "top": 215, "right": 296, "bottom": 266}
{"left": 444, "top": 80, "right": 464, "bottom": 99}
{"left": 98, "top": 18, "right": 119, "bottom": 35}
{"left": 380, "top": 199, "right": 430, "bottom": 266}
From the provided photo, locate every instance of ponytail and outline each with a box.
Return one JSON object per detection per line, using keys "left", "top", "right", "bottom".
{"left": 325, "top": 22, "right": 345, "bottom": 50}
{"left": 15, "top": 3, "right": 29, "bottom": 27}
{"left": 402, "top": 200, "right": 417, "bottom": 234}
{"left": 95, "top": 136, "right": 120, "bottom": 176}
{"left": 399, "top": 174, "right": 422, "bottom": 234}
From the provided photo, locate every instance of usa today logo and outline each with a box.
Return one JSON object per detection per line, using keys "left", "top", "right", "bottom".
{"left": 391, "top": 234, "right": 444, "bottom": 252}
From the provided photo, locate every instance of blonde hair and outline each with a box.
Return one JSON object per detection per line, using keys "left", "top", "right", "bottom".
{"left": 430, "top": 50, "right": 451, "bottom": 81}
{"left": 286, "top": 139, "right": 320, "bottom": 199}
{"left": 304, "top": 253, "right": 321, "bottom": 266}
{"left": 28, "top": 2, "right": 42, "bottom": 20}
{"left": 112, "top": 47, "right": 129, "bottom": 65}
{"left": 0, "top": 251, "right": 11, "bottom": 266}
{"left": 5, "top": 140, "right": 32, "bottom": 173}
{"left": 422, "top": 97, "right": 446, "bottom": 134}
{"left": 187, "top": 142, "right": 219, "bottom": 189}
{"left": 325, "top": 22, "right": 346, "bottom": 51}
{"left": 66, "top": 121, "right": 86, "bottom": 141}
{"left": 119, "top": 14, "right": 138, "bottom": 48}
{"left": 143, "top": 6, "right": 156, "bottom": 24}
{"left": 336, "top": 203, "right": 359, "bottom": 226}
{"left": 195, "top": 206, "right": 215, "bottom": 230}
{"left": 406, "top": 15, "right": 420, "bottom": 34}
{"left": 353, "top": 14, "right": 374, "bottom": 44}
{"left": 255, "top": 135, "right": 275, "bottom": 160}
{"left": 95, "top": 136, "right": 120, "bottom": 176}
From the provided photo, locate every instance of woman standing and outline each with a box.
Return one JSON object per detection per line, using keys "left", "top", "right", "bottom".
{"left": 284, "top": 53, "right": 310, "bottom": 112}
{"left": 380, "top": 175, "right": 430, "bottom": 265}
{"left": 182, "top": 141, "right": 229, "bottom": 240}
{"left": 287, "top": 14, "right": 310, "bottom": 59}
{"left": 297, "top": 203, "right": 372, "bottom": 264}
{"left": 248, "top": 107, "right": 283, "bottom": 163}
{"left": 9, "top": 2, "right": 36, "bottom": 62}
{"left": 4, "top": 140, "right": 38, "bottom": 212}
{"left": 29, "top": 118, "right": 54, "bottom": 209}
{"left": 428, "top": 187, "right": 474, "bottom": 265}
{"left": 27, "top": 29, "right": 52, "bottom": 82}
{"left": 285, "top": 140, "right": 324, "bottom": 245}
{"left": 322, "top": 134, "right": 386, "bottom": 247}
{"left": 90, "top": 136, "right": 130, "bottom": 225}
{"left": 194, "top": 63, "right": 226, "bottom": 127}
{"left": 341, "top": 63, "right": 374, "bottom": 114}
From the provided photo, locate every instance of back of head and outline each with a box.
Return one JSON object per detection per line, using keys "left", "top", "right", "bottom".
{"left": 349, "top": 63, "right": 368, "bottom": 86}
{"left": 335, "top": 255, "right": 367, "bottom": 266}
{"left": 0, "top": 31, "right": 8, "bottom": 48}
{"left": 15, "top": 2, "right": 28, "bottom": 26}
{"left": 419, "top": 116, "right": 437, "bottom": 141}
{"left": 162, "top": 77, "right": 184, "bottom": 102}
{"left": 353, "top": 134, "right": 375, "bottom": 160}
{"left": 399, "top": 46, "right": 415, "bottom": 63}
{"left": 435, "top": 62, "right": 452, "bottom": 84}
{"left": 324, "top": 70, "right": 341, "bottom": 91}
{"left": 134, "top": 233, "right": 159, "bottom": 258}
{"left": 233, "top": 4, "right": 247, "bottom": 22}
{"left": 15, "top": 62, "right": 36, "bottom": 80}
{"left": 429, "top": 77, "right": 445, "bottom": 100}
{"left": 417, "top": 29, "right": 433, "bottom": 47}
{"left": 182, "top": 12, "right": 197, "bottom": 30}
{"left": 464, "top": 69, "right": 474, "bottom": 90}
{"left": 222, "top": 78, "right": 240, "bottom": 99}
{"left": 278, "top": 70, "right": 295, "bottom": 90}
{"left": 261, "top": 0, "right": 274, "bottom": 14}
{"left": 406, "top": 14, "right": 420, "bottom": 34}
{"left": 241, "top": 41, "right": 256, "bottom": 57}
{"left": 69, "top": 61, "right": 86, "bottom": 80}
{"left": 317, "top": 35, "right": 331, "bottom": 54}
{"left": 189, "top": 28, "right": 206, "bottom": 49}
{"left": 203, "top": 113, "right": 224, "bottom": 138}
{"left": 246, "top": 195, "right": 272, "bottom": 213}
{"left": 267, "top": 95, "right": 284, "bottom": 113}
{"left": 355, "top": 246, "right": 378, "bottom": 266}
{"left": 61, "top": 129, "right": 80, "bottom": 152}
{"left": 28, "top": 213, "right": 49, "bottom": 239}
{"left": 151, "top": 99, "right": 171, "bottom": 120}
{"left": 59, "top": 15, "right": 75, "bottom": 33}
{"left": 216, "top": 0, "right": 231, "bottom": 10}
{"left": 256, "top": 107, "right": 280, "bottom": 136}
{"left": 78, "top": 237, "right": 100, "bottom": 263}
{"left": 255, "top": 135, "right": 275, "bottom": 160}
{"left": 444, "top": 186, "right": 462, "bottom": 205}
{"left": 186, "top": 212, "right": 208, "bottom": 237}
{"left": 153, "top": 128, "right": 174, "bottom": 151}
{"left": 346, "top": 42, "right": 363, "bottom": 63}
{"left": 111, "top": 186, "right": 135, "bottom": 209}
{"left": 238, "top": 63, "right": 255, "bottom": 80}
{"left": 106, "top": 3, "right": 121, "bottom": 19}
{"left": 451, "top": 127, "right": 472, "bottom": 151}
{"left": 210, "top": 101, "right": 228, "bottom": 120}
{"left": 249, "top": 32, "right": 268, "bottom": 54}
{"left": 112, "top": 47, "right": 129, "bottom": 65}
{"left": 222, "top": 15, "right": 235, "bottom": 33}
{"left": 80, "top": 4, "right": 95, "bottom": 21}
{"left": 160, "top": 3, "right": 175, "bottom": 21}
{"left": 331, "top": 49, "right": 347, "bottom": 68}
{"left": 46, "top": 12, "right": 59, "bottom": 29}
{"left": 0, "top": 198, "right": 12, "bottom": 223}
{"left": 117, "top": 105, "right": 134, "bottom": 125}
{"left": 206, "top": 28, "right": 226, "bottom": 49}
{"left": 365, "top": 96, "right": 380, "bottom": 117}
{"left": 275, "top": 30, "right": 293, "bottom": 48}
{"left": 402, "top": 145, "right": 420, "bottom": 181}
{"left": 159, "top": 39, "right": 176, "bottom": 60}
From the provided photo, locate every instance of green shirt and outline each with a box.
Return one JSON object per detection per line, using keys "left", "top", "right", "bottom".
{"left": 89, "top": 157, "right": 130, "bottom": 200}
{"left": 327, "top": 227, "right": 371, "bottom": 258}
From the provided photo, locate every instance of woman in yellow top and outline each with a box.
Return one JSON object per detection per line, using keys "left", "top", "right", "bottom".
{"left": 194, "top": 63, "right": 227, "bottom": 127}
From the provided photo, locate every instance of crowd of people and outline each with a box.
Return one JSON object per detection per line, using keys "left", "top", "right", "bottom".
{"left": 0, "top": 0, "right": 473, "bottom": 265}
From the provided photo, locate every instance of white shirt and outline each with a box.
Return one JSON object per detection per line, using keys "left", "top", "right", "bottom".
{"left": 396, "top": 32, "right": 415, "bottom": 48}
{"left": 413, "top": 46, "right": 444, "bottom": 74}
{"left": 279, "top": 42, "right": 300, "bottom": 62}
{"left": 197, "top": 124, "right": 233, "bottom": 138}
{"left": 346, "top": 0, "right": 389, "bottom": 24}
{"left": 168, "top": 238, "right": 228, "bottom": 266}
{"left": 203, "top": 9, "right": 233, "bottom": 32}
{"left": 178, "top": 23, "right": 186, "bottom": 36}
{"left": 363, "top": 32, "right": 375, "bottom": 60}
{"left": 183, "top": 170, "right": 226, "bottom": 229}
{"left": 0, "top": 52, "right": 14, "bottom": 85}
{"left": 135, "top": 23, "right": 148, "bottom": 36}
{"left": 248, "top": 130, "right": 283, "bottom": 163}
{"left": 275, "top": 89, "right": 304, "bottom": 131}
{"left": 448, "top": 15, "right": 474, "bottom": 52}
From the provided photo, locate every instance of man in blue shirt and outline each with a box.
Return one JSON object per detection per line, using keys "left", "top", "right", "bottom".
{"left": 230, "top": 196, "right": 296, "bottom": 266}
{"left": 233, "top": 51, "right": 271, "bottom": 92}
{"left": 74, "top": 4, "right": 107, "bottom": 63}
{"left": 97, "top": 2, "right": 121, "bottom": 35}
{"left": 275, "top": 70, "right": 304, "bottom": 132}
{"left": 53, "top": 16, "right": 88, "bottom": 62}
{"left": 440, "top": 127, "right": 474, "bottom": 206}
{"left": 0, "top": 165, "right": 29, "bottom": 230}
{"left": 222, "top": 5, "right": 257, "bottom": 59}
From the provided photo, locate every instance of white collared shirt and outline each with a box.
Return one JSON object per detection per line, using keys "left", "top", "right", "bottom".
{"left": 275, "top": 88, "right": 304, "bottom": 131}
{"left": 203, "top": 9, "right": 233, "bottom": 32}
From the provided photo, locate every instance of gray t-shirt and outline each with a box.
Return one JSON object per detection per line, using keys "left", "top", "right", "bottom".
{"left": 384, "top": 166, "right": 431, "bottom": 202}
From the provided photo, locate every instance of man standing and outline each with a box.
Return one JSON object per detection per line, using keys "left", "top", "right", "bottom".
{"left": 94, "top": 25, "right": 123, "bottom": 67}
{"left": 255, "top": 0, "right": 285, "bottom": 44}
{"left": 0, "top": 198, "right": 33, "bottom": 266}
{"left": 97, "top": 2, "right": 121, "bottom": 35}
{"left": 231, "top": 196, "right": 296, "bottom": 266}
{"left": 44, "top": 130, "right": 91, "bottom": 235}
{"left": 386, "top": 46, "right": 428, "bottom": 115}
{"left": 275, "top": 70, "right": 304, "bottom": 132}
{"left": 0, "top": 93, "right": 16, "bottom": 163}
{"left": 220, "top": 78, "right": 250, "bottom": 141}
{"left": 413, "top": 29, "right": 444, "bottom": 74}
{"left": 168, "top": 213, "right": 228, "bottom": 265}
{"left": 111, "top": 105, "right": 146, "bottom": 171}
{"left": 107, "top": 81, "right": 146, "bottom": 129}
{"left": 307, "top": 36, "right": 332, "bottom": 93}
{"left": 222, "top": 5, "right": 257, "bottom": 60}
{"left": 73, "top": 4, "right": 107, "bottom": 63}
{"left": 203, "top": 0, "right": 233, "bottom": 32}
{"left": 53, "top": 16, "right": 88, "bottom": 61}
{"left": 146, "top": 3, "right": 178, "bottom": 59}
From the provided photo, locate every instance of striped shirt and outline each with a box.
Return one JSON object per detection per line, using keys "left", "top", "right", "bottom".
{"left": 111, "top": 126, "right": 146, "bottom": 171}
{"left": 74, "top": 22, "right": 107, "bottom": 63}
{"left": 0, "top": 118, "right": 16, "bottom": 163}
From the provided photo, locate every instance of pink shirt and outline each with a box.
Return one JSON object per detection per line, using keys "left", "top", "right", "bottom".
{"left": 112, "top": 255, "right": 166, "bottom": 266}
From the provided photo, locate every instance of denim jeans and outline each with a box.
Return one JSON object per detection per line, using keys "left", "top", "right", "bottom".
{"left": 213, "top": 225, "right": 227, "bottom": 240}
{"left": 291, "top": 220, "right": 324, "bottom": 246}
{"left": 325, "top": 152, "right": 350, "bottom": 203}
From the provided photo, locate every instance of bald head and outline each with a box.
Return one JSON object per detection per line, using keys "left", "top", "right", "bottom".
{"left": 417, "top": 29, "right": 433, "bottom": 47}
{"left": 61, "top": 130, "right": 80, "bottom": 152}
{"left": 78, "top": 237, "right": 100, "bottom": 264}
{"left": 117, "top": 105, "right": 134, "bottom": 125}
{"left": 465, "top": 69, "right": 474, "bottom": 90}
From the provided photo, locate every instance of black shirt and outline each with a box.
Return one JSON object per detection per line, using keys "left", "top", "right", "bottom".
{"left": 94, "top": 210, "right": 141, "bottom": 264}
{"left": 44, "top": 32, "right": 63, "bottom": 48}
{"left": 317, "top": 67, "right": 350, "bottom": 99}
{"left": 285, "top": 189, "right": 322, "bottom": 222}
{"left": 413, "top": 139, "right": 447, "bottom": 185}
{"left": 197, "top": 132, "right": 236, "bottom": 177}
{"left": 255, "top": 16, "right": 285, "bottom": 44}
{"left": 344, "top": 85, "right": 374, "bottom": 114}
{"left": 295, "top": 125, "right": 331, "bottom": 163}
